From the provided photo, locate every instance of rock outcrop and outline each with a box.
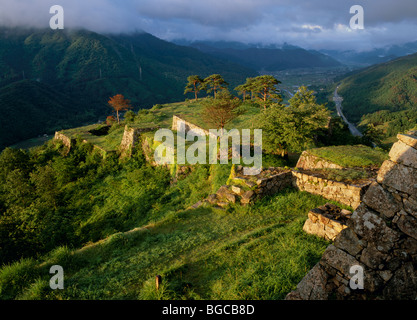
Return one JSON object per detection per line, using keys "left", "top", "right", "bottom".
{"left": 286, "top": 132, "right": 417, "bottom": 300}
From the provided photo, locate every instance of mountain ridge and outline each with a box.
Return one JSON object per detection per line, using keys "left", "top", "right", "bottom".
{"left": 174, "top": 39, "right": 342, "bottom": 71}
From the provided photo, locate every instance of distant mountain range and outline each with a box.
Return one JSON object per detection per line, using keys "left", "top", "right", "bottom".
{"left": 0, "top": 28, "right": 256, "bottom": 149}
{"left": 175, "top": 39, "right": 417, "bottom": 69}
{"left": 173, "top": 40, "right": 342, "bottom": 71}
{"left": 321, "top": 40, "right": 417, "bottom": 67}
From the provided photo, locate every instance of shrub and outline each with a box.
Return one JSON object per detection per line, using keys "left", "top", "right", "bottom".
{"left": 0, "top": 258, "right": 38, "bottom": 300}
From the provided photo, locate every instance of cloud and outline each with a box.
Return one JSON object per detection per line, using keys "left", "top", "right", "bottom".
{"left": 0, "top": 0, "right": 416, "bottom": 50}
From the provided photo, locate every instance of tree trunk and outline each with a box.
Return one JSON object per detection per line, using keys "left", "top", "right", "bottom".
{"left": 194, "top": 82, "right": 198, "bottom": 101}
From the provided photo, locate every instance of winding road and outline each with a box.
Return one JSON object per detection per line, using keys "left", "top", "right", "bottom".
{"left": 333, "top": 86, "right": 363, "bottom": 137}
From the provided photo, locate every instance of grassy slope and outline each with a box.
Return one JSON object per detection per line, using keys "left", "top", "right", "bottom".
{"left": 308, "top": 145, "right": 389, "bottom": 168}
{"left": 2, "top": 188, "right": 337, "bottom": 300}
{"left": 61, "top": 99, "right": 262, "bottom": 153}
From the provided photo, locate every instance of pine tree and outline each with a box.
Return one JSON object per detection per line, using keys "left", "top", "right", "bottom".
{"left": 184, "top": 75, "right": 204, "bottom": 101}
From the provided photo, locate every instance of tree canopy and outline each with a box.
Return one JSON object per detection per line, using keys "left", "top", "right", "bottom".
{"left": 257, "top": 99, "right": 330, "bottom": 156}
{"left": 201, "top": 90, "right": 243, "bottom": 131}
{"left": 288, "top": 85, "right": 318, "bottom": 108}
{"left": 251, "top": 75, "right": 282, "bottom": 110}
{"left": 202, "top": 74, "right": 229, "bottom": 99}
{"left": 108, "top": 94, "right": 133, "bottom": 124}
{"left": 184, "top": 75, "right": 204, "bottom": 101}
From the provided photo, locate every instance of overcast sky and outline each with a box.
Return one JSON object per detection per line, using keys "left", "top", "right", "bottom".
{"left": 1, "top": 0, "right": 417, "bottom": 51}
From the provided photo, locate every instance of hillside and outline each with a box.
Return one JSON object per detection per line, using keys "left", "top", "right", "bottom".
{"left": 0, "top": 28, "right": 257, "bottom": 149}
{"left": 0, "top": 80, "right": 87, "bottom": 148}
{"left": 0, "top": 85, "right": 394, "bottom": 300}
{"left": 338, "top": 52, "right": 417, "bottom": 135}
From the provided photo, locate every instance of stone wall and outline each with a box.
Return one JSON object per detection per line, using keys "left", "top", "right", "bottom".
{"left": 296, "top": 150, "right": 344, "bottom": 170}
{"left": 303, "top": 203, "right": 352, "bottom": 241}
{"left": 292, "top": 170, "right": 371, "bottom": 210}
{"left": 286, "top": 132, "right": 417, "bottom": 300}
{"left": 120, "top": 125, "right": 159, "bottom": 158}
{"left": 54, "top": 132, "right": 73, "bottom": 150}
{"left": 120, "top": 126, "right": 142, "bottom": 158}
{"left": 172, "top": 115, "right": 217, "bottom": 139}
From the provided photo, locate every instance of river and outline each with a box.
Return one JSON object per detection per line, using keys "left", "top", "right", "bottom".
{"left": 333, "top": 86, "right": 363, "bottom": 137}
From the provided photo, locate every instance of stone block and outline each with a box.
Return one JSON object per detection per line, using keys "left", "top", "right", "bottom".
{"left": 389, "top": 140, "right": 417, "bottom": 169}
{"left": 334, "top": 228, "right": 364, "bottom": 257}
{"left": 359, "top": 244, "right": 388, "bottom": 269}
{"left": 362, "top": 182, "right": 401, "bottom": 218}
{"left": 403, "top": 196, "right": 417, "bottom": 218}
{"left": 377, "top": 160, "right": 417, "bottom": 196}
{"left": 285, "top": 263, "right": 330, "bottom": 300}
{"left": 303, "top": 219, "right": 326, "bottom": 238}
{"left": 348, "top": 204, "right": 400, "bottom": 253}
{"left": 397, "top": 133, "right": 417, "bottom": 149}
{"left": 206, "top": 194, "right": 218, "bottom": 204}
{"left": 231, "top": 185, "right": 244, "bottom": 196}
{"left": 382, "top": 262, "right": 417, "bottom": 299}
{"left": 320, "top": 245, "right": 362, "bottom": 277}
{"left": 396, "top": 214, "right": 417, "bottom": 240}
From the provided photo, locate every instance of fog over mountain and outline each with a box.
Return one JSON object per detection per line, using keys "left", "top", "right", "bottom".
{"left": 1, "top": 0, "right": 417, "bottom": 51}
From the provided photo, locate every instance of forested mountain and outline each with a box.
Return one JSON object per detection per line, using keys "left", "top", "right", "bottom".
{"left": 338, "top": 52, "right": 417, "bottom": 136}
{"left": 0, "top": 28, "right": 257, "bottom": 149}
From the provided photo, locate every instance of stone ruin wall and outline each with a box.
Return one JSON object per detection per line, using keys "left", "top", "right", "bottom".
{"left": 119, "top": 126, "right": 142, "bottom": 158}
{"left": 172, "top": 115, "right": 217, "bottom": 139}
{"left": 54, "top": 132, "right": 73, "bottom": 150}
{"left": 292, "top": 171, "right": 370, "bottom": 210}
{"left": 286, "top": 133, "right": 417, "bottom": 300}
{"left": 296, "top": 150, "right": 344, "bottom": 170}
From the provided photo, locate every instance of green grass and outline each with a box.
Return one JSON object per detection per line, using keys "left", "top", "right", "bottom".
{"left": 308, "top": 145, "right": 388, "bottom": 168}
{"left": 2, "top": 188, "right": 335, "bottom": 300}
{"left": 313, "top": 168, "right": 370, "bottom": 183}
{"left": 58, "top": 99, "right": 263, "bottom": 155}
